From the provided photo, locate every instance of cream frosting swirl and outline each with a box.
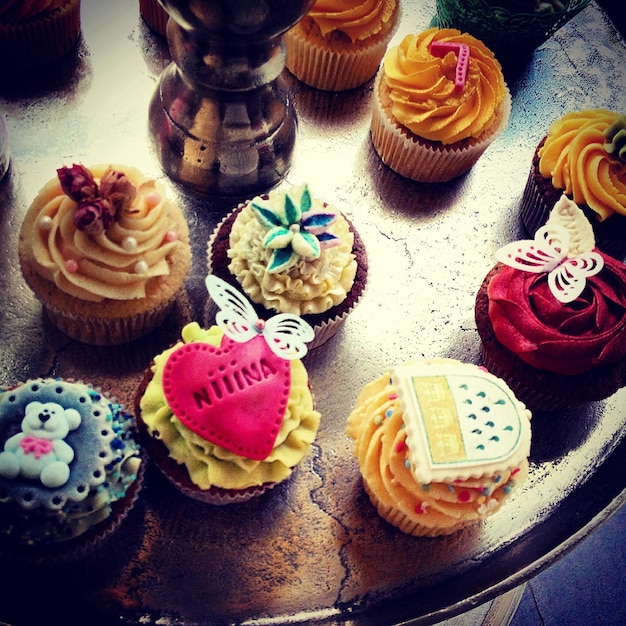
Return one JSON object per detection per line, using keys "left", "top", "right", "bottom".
{"left": 382, "top": 28, "right": 508, "bottom": 144}
{"left": 538, "top": 109, "right": 626, "bottom": 221}
{"left": 308, "top": 0, "right": 397, "bottom": 43}
{"left": 227, "top": 188, "right": 357, "bottom": 316}
{"left": 27, "top": 164, "right": 183, "bottom": 302}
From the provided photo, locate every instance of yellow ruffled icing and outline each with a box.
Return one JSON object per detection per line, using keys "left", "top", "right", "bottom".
{"left": 140, "top": 323, "right": 321, "bottom": 490}
{"left": 308, "top": 0, "right": 397, "bottom": 43}
{"left": 382, "top": 28, "right": 507, "bottom": 144}
{"left": 227, "top": 195, "right": 357, "bottom": 316}
{"left": 538, "top": 109, "right": 626, "bottom": 221}
{"left": 27, "top": 164, "right": 183, "bottom": 302}
{"left": 346, "top": 366, "right": 527, "bottom": 533}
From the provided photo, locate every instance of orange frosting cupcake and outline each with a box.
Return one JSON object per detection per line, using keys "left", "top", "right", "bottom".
{"left": 284, "top": 0, "right": 399, "bottom": 91}
{"left": 370, "top": 27, "right": 511, "bottom": 182}
{"left": 347, "top": 359, "right": 531, "bottom": 537}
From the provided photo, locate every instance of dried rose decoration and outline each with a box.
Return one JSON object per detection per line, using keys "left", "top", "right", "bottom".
{"left": 57, "top": 164, "right": 98, "bottom": 202}
{"left": 99, "top": 167, "right": 137, "bottom": 219}
{"left": 73, "top": 198, "right": 116, "bottom": 235}
{"left": 57, "top": 164, "right": 137, "bottom": 234}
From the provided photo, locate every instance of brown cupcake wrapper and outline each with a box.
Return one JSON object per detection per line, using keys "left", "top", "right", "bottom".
{"left": 0, "top": 0, "right": 81, "bottom": 69}
{"left": 370, "top": 72, "right": 511, "bottom": 183}
{"left": 139, "top": 0, "right": 169, "bottom": 36}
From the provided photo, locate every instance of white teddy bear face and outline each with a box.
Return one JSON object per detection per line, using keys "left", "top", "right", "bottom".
{"left": 0, "top": 400, "right": 82, "bottom": 488}
{"left": 22, "top": 401, "right": 81, "bottom": 440}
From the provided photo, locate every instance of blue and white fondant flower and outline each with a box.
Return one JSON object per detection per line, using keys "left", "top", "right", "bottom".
{"left": 250, "top": 184, "right": 341, "bottom": 273}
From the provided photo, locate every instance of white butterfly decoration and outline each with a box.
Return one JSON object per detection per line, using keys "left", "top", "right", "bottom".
{"left": 495, "top": 225, "right": 604, "bottom": 304}
{"left": 205, "top": 275, "right": 315, "bottom": 359}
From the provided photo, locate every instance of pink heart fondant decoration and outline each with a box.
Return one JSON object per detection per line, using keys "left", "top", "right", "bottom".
{"left": 162, "top": 335, "right": 291, "bottom": 460}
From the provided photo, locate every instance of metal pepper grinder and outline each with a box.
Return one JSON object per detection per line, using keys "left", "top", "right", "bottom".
{"left": 148, "top": 0, "right": 314, "bottom": 198}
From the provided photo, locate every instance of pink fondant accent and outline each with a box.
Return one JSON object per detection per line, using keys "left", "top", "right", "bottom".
{"left": 20, "top": 436, "right": 53, "bottom": 459}
{"left": 430, "top": 41, "right": 470, "bottom": 93}
{"left": 145, "top": 191, "right": 162, "bottom": 208}
{"left": 396, "top": 440, "right": 406, "bottom": 453}
{"left": 457, "top": 489, "right": 471, "bottom": 503}
{"left": 162, "top": 335, "right": 291, "bottom": 461}
{"left": 65, "top": 259, "right": 79, "bottom": 273}
{"left": 164, "top": 229, "right": 178, "bottom": 242}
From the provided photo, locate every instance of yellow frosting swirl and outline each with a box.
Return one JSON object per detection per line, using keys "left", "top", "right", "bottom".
{"left": 227, "top": 193, "right": 357, "bottom": 316}
{"left": 382, "top": 28, "right": 508, "bottom": 144}
{"left": 27, "top": 164, "right": 184, "bottom": 302}
{"left": 346, "top": 367, "right": 527, "bottom": 534}
{"left": 308, "top": 0, "right": 397, "bottom": 43}
{"left": 538, "top": 109, "right": 626, "bottom": 221}
{"left": 140, "top": 323, "right": 321, "bottom": 490}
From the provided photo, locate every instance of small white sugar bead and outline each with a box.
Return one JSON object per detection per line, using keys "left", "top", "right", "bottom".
{"left": 39, "top": 216, "right": 53, "bottom": 230}
{"left": 122, "top": 236, "right": 138, "bottom": 251}
{"left": 134, "top": 260, "right": 149, "bottom": 274}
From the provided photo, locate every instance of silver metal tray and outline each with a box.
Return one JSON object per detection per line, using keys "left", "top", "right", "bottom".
{"left": 1, "top": 2, "right": 625, "bottom": 624}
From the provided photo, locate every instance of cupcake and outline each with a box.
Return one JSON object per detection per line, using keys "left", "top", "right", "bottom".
{"left": 0, "top": 377, "right": 143, "bottom": 561}
{"left": 134, "top": 275, "right": 321, "bottom": 505}
{"left": 433, "top": 0, "right": 591, "bottom": 75}
{"left": 370, "top": 27, "right": 511, "bottom": 183}
{"left": 476, "top": 195, "right": 626, "bottom": 412}
{"left": 18, "top": 163, "right": 192, "bottom": 346}
{"left": 346, "top": 359, "right": 532, "bottom": 537}
{"left": 0, "top": 0, "right": 82, "bottom": 72}
{"left": 139, "top": 0, "right": 169, "bottom": 36}
{"left": 520, "top": 109, "right": 626, "bottom": 260}
{"left": 284, "top": 0, "right": 399, "bottom": 91}
{"left": 207, "top": 183, "right": 368, "bottom": 349}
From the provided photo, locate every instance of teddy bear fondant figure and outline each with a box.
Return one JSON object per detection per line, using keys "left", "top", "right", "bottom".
{"left": 0, "top": 401, "right": 81, "bottom": 488}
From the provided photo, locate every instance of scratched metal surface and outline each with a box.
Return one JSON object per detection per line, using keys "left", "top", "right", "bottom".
{"left": 0, "top": 1, "right": 625, "bottom": 625}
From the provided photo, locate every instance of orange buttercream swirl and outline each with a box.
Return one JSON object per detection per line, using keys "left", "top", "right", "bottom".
{"left": 28, "top": 164, "right": 182, "bottom": 302}
{"left": 308, "top": 0, "right": 397, "bottom": 43}
{"left": 383, "top": 27, "right": 507, "bottom": 144}
{"left": 538, "top": 109, "right": 626, "bottom": 221}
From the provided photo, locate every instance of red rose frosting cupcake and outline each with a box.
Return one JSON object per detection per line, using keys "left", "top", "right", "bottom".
{"left": 475, "top": 195, "right": 626, "bottom": 411}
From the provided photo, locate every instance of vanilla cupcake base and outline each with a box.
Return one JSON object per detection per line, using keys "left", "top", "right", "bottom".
{"left": 370, "top": 72, "right": 511, "bottom": 183}
{"left": 284, "top": 10, "right": 399, "bottom": 92}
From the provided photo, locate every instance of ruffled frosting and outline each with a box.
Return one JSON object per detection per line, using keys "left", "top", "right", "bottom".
{"left": 382, "top": 27, "right": 508, "bottom": 144}
{"left": 26, "top": 164, "right": 183, "bottom": 302}
{"left": 139, "top": 323, "right": 320, "bottom": 490}
{"left": 538, "top": 109, "right": 626, "bottom": 221}
{"left": 227, "top": 188, "right": 357, "bottom": 316}
{"left": 308, "top": 0, "right": 397, "bottom": 43}
{"left": 346, "top": 364, "right": 526, "bottom": 532}
{"left": 487, "top": 254, "right": 626, "bottom": 375}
